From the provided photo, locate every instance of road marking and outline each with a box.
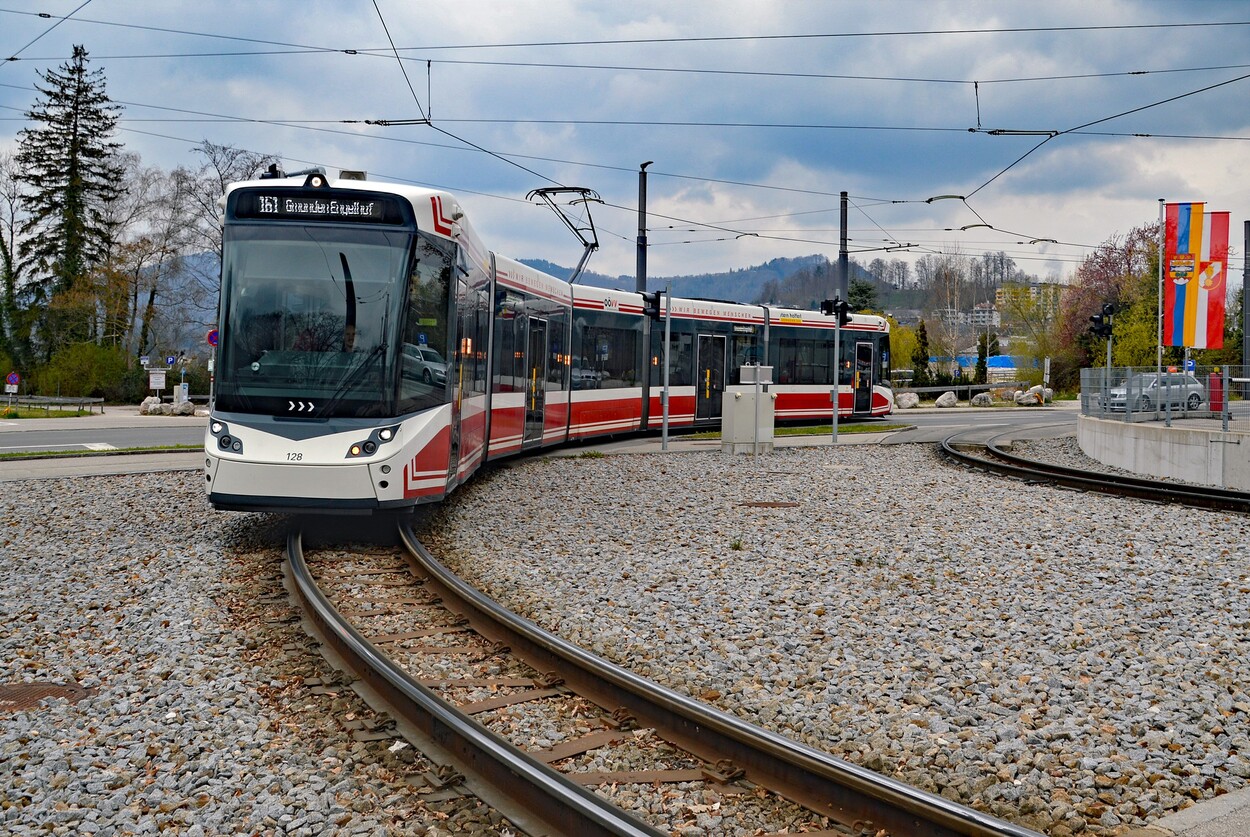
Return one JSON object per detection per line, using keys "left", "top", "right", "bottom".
{"left": 0, "top": 443, "right": 117, "bottom": 452}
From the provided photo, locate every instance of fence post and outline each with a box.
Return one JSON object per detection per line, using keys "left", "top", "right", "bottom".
{"left": 1224, "top": 367, "right": 1231, "bottom": 432}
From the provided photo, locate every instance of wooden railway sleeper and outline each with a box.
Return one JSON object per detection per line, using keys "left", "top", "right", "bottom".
{"left": 459, "top": 687, "right": 569, "bottom": 715}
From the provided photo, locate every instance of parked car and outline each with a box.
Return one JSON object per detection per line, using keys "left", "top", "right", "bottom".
{"left": 1103, "top": 372, "right": 1205, "bottom": 412}
{"left": 401, "top": 344, "right": 447, "bottom": 386}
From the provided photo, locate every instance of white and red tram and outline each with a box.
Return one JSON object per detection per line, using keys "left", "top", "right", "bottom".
{"left": 205, "top": 172, "right": 893, "bottom": 513}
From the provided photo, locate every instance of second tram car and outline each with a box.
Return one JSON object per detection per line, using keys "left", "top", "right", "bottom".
{"left": 205, "top": 171, "right": 892, "bottom": 513}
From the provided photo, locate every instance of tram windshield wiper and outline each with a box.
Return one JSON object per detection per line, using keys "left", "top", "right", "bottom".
{"left": 314, "top": 251, "right": 392, "bottom": 417}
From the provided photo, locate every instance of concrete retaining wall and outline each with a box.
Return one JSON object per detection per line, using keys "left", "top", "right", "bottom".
{"left": 1078, "top": 415, "right": 1250, "bottom": 490}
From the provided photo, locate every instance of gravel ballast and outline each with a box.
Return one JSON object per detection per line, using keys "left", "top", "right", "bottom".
{"left": 424, "top": 443, "right": 1250, "bottom": 835}
{"left": 3, "top": 438, "right": 1249, "bottom": 836}
{"left": 0, "top": 471, "right": 511, "bottom": 836}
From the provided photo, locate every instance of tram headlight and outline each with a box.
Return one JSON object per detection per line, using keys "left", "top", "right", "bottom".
{"left": 218, "top": 435, "right": 233, "bottom": 449}
{"left": 210, "top": 421, "right": 223, "bottom": 434}
{"left": 346, "top": 425, "right": 399, "bottom": 458}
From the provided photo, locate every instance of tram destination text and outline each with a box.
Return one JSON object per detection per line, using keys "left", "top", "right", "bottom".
{"left": 256, "top": 196, "right": 382, "bottom": 219}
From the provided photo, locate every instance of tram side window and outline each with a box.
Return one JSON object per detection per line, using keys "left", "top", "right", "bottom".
{"left": 492, "top": 291, "right": 528, "bottom": 393}
{"left": 729, "top": 334, "right": 761, "bottom": 385}
{"left": 651, "top": 331, "right": 694, "bottom": 387}
{"left": 838, "top": 332, "right": 854, "bottom": 386}
{"left": 576, "top": 313, "right": 641, "bottom": 389}
{"left": 468, "top": 285, "right": 491, "bottom": 394}
{"left": 453, "top": 269, "right": 491, "bottom": 397}
{"left": 546, "top": 311, "right": 568, "bottom": 389}
{"left": 776, "top": 336, "right": 830, "bottom": 385}
{"left": 398, "top": 234, "right": 454, "bottom": 411}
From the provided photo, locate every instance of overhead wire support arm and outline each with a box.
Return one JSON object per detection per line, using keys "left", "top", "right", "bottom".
{"left": 526, "top": 187, "right": 603, "bottom": 284}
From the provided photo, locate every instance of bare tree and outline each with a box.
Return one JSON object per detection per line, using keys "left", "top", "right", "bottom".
{"left": 0, "top": 152, "right": 25, "bottom": 359}
{"left": 175, "top": 141, "right": 277, "bottom": 325}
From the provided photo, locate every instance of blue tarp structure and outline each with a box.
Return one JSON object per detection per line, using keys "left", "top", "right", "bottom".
{"left": 953, "top": 355, "right": 1018, "bottom": 370}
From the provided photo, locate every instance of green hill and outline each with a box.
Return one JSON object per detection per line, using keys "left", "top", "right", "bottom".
{"left": 519, "top": 255, "right": 867, "bottom": 306}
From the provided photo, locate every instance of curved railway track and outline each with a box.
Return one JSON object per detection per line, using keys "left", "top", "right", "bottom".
{"left": 285, "top": 520, "right": 1045, "bottom": 837}
{"left": 940, "top": 430, "right": 1250, "bottom": 514}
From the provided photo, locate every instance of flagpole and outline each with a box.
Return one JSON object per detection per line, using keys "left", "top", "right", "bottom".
{"left": 1157, "top": 198, "right": 1165, "bottom": 377}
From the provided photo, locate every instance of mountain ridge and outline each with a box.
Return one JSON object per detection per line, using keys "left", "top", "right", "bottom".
{"left": 518, "top": 254, "right": 852, "bottom": 305}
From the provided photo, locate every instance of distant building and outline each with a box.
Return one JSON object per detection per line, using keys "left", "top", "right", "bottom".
{"left": 932, "top": 303, "right": 1000, "bottom": 329}
{"left": 967, "top": 302, "right": 1000, "bottom": 329}
{"left": 996, "top": 282, "right": 1062, "bottom": 321}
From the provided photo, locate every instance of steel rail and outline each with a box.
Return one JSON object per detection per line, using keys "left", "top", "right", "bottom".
{"left": 285, "top": 528, "right": 666, "bottom": 837}
{"left": 397, "top": 521, "right": 1044, "bottom": 837}
{"left": 941, "top": 431, "right": 1250, "bottom": 514}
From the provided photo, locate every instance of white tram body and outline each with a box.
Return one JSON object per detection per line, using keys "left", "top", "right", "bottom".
{"left": 205, "top": 172, "right": 893, "bottom": 513}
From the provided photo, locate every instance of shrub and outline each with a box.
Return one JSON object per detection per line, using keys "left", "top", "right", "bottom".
{"left": 32, "top": 343, "right": 130, "bottom": 398}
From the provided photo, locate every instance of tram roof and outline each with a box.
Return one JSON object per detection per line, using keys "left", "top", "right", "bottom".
{"left": 222, "top": 174, "right": 488, "bottom": 257}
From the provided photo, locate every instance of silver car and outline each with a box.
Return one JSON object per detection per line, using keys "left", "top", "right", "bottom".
{"left": 401, "top": 344, "right": 447, "bottom": 386}
{"left": 1104, "top": 372, "right": 1205, "bottom": 412}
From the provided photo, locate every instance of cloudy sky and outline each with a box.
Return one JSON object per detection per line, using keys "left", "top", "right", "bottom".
{"left": 1, "top": 0, "right": 1248, "bottom": 285}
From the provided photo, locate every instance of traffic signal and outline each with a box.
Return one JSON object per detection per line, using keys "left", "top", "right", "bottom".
{"left": 642, "top": 290, "right": 663, "bottom": 320}
{"left": 820, "top": 297, "right": 851, "bottom": 326}
{"left": 1089, "top": 310, "right": 1113, "bottom": 339}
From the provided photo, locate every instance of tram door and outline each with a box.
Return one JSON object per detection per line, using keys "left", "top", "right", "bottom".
{"left": 695, "top": 334, "right": 726, "bottom": 421}
{"left": 854, "top": 341, "right": 874, "bottom": 413}
{"left": 524, "top": 317, "right": 547, "bottom": 446}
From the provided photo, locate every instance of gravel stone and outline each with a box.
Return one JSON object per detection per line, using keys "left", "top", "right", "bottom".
{"left": 424, "top": 441, "right": 1250, "bottom": 834}
{"left": 0, "top": 470, "right": 511, "bottom": 835}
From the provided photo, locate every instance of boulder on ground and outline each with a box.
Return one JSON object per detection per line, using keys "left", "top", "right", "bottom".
{"left": 1015, "top": 384, "right": 1054, "bottom": 406}
{"left": 935, "top": 391, "right": 958, "bottom": 408}
{"left": 971, "top": 392, "right": 994, "bottom": 407}
{"left": 895, "top": 391, "right": 920, "bottom": 409}
{"left": 138, "top": 396, "right": 162, "bottom": 415}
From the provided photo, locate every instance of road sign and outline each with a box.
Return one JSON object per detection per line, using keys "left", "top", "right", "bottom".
{"left": 140, "top": 355, "right": 149, "bottom": 367}
{"left": 207, "top": 329, "right": 218, "bottom": 347}
{"left": 165, "top": 355, "right": 176, "bottom": 366}
{"left": 5, "top": 371, "right": 18, "bottom": 386}
{"left": 149, "top": 370, "right": 166, "bottom": 390}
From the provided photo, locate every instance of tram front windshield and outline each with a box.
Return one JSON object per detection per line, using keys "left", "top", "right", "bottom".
{"left": 216, "top": 225, "right": 437, "bottom": 419}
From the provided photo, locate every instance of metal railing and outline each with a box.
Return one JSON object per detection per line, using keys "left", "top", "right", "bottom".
{"left": 1080, "top": 365, "right": 1250, "bottom": 433}
{"left": 3, "top": 395, "right": 106, "bottom": 414}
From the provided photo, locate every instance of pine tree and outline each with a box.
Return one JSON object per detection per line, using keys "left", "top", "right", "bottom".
{"left": 911, "top": 319, "right": 932, "bottom": 387}
{"left": 15, "top": 45, "right": 124, "bottom": 356}
{"left": 975, "top": 332, "right": 988, "bottom": 384}
{"left": 848, "top": 276, "right": 878, "bottom": 312}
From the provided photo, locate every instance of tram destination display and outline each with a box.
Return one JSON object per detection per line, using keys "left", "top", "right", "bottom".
{"left": 230, "top": 188, "right": 409, "bottom": 225}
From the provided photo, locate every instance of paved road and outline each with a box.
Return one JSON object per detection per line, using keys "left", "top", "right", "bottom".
{"left": 0, "top": 406, "right": 206, "bottom": 481}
